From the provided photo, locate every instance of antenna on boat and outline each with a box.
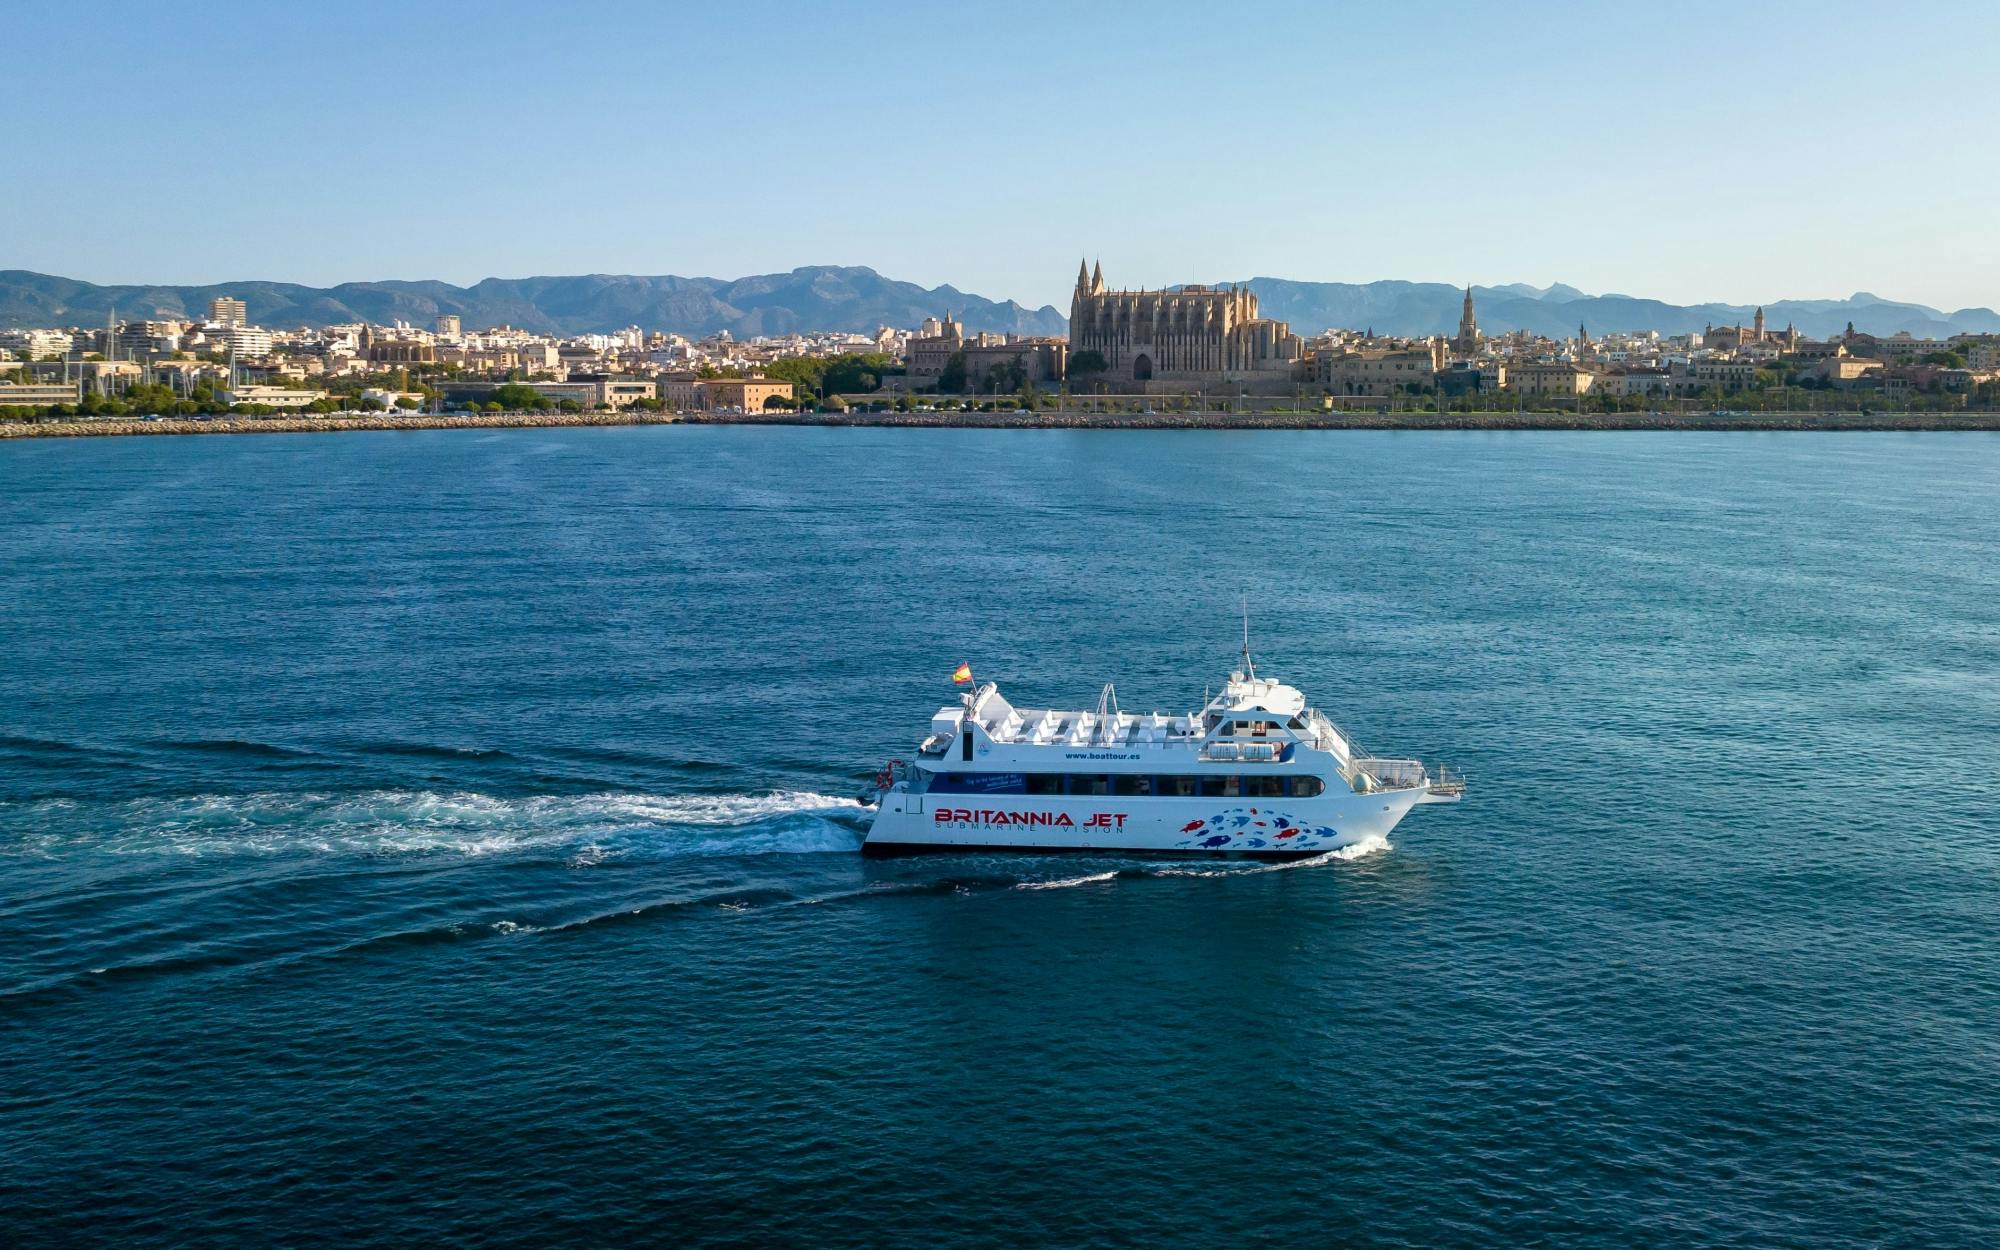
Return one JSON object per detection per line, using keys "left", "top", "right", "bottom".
{"left": 1241, "top": 594, "right": 1256, "bottom": 680}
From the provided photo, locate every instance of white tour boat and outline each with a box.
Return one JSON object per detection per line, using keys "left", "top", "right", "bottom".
{"left": 860, "top": 642, "right": 1463, "bottom": 857}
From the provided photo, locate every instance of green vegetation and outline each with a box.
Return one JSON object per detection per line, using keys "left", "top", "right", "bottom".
{"left": 484, "top": 382, "right": 556, "bottom": 411}
{"left": 1066, "top": 349, "right": 1108, "bottom": 391}
{"left": 762, "top": 352, "right": 898, "bottom": 403}
{"left": 936, "top": 351, "right": 968, "bottom": 394}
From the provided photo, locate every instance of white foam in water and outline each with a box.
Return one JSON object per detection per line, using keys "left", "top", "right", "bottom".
{"left": 0, "top": 789, "right": 864, "bottom": 860}
{"left": 1151, "top": 833, "right": 1392, "bottom": 877}
{"left": 1017, "top": 870, "right": 1120, "bottom": 891}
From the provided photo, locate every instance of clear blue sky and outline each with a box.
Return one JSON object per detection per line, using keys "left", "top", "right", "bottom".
{"left": 8, "top": 0, "right": 1999, "bottom": 311}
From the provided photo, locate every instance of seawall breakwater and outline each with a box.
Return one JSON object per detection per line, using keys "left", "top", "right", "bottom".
{"left": 691, "top": 409, "right": 2000, "bottom": 432}
{"left": 6, "top": 409, "right": 1999, "bottom": 439}
{"left": 0, "top": 412, "right": 682, "bottom": 439}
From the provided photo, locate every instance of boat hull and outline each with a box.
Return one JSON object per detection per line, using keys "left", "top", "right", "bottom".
{"left": 861, "top": 786, "right": 1427, "bottom": 856}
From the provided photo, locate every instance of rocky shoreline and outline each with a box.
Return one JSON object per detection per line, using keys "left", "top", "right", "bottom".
{"left": 689, "top": 409, "right": 2000, "bottom": 432}
{"left": 5, "top": 408, "right": 1998, "bottom": 439}
{"left": 0, "top": 412, "right": 683, "bottom": 439}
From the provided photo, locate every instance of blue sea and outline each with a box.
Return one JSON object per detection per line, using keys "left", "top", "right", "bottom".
{"left": 2, "top": 427, "right": 1997, "bottom": 1248}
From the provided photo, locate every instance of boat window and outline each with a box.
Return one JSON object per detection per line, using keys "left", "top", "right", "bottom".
{"left": 1291, "top": 777, "right": 1324, "bottom": 798}
{"left": 935, "top": 773, "right": 1027, "bottom": 794}
{"left": 1024, "top": 774, "right": 1063, "bottom": 795}
{"left": 1197, "top": 775, "right": 1236, "bottom": 797}
{"left": 1246, "top": 775, "right": 1283, "bottom": 798}
{"left": 1156, "top": 775, "right": 1195, "bottom": 797}
{"left": 961, "top": 730, "right": 973, "bottom": 762}
{"left": 1113, "top": 774, "right": 1151, "bottom": 796}
{"left": 1068, "top": 774, "right": 1109, "bottom": 796}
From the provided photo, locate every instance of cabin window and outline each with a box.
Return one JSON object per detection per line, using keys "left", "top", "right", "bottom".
{"left": 1291, "top": 777, "right": 1324, "bottom": 798}
{"left": 1025, "top": 774, "right": 1063, "bottom": 795}
{"left": 1113, "top": 775, "right": 1151, "bottom": 797}
{"left": 1246, "top": 775, "right": 1283, "bottom": 798}
{"left": 1068, "top": 774, "right": 1110, "bottom": 796}
{"left": 935, "top": 773, "right": 1026, "bottom": 794}
{"left": 1156, "top": 775, "right": 1195, "bottom": 797}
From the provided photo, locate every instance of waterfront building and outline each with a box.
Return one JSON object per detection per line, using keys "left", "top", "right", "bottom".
{"left": 905, "top": 313, "right": 964, "bottom": 387}
{"left": 694, "top": 375, "right": 792, "bottom": 412}
{"left": 208, "top": 297, "right": 248, "bottom": 328}
{"left": 1067, "top": 261, "right": 1302, "bottom": 392}
{"left": 961, "top": 336, "right": 1067, "bottom": 391}
{"left": 1593, "top": 366, "right": 1673, "bottom": 397}
{"left": 0, "top": 381, "right": 84, "bottom": 407}
{"left": 221, "top": 386, "right": 328, "bottom": 409}
{"left": 1507, "top": 362, "right": 1596, "bottom": 396}
{"left": 439, "top": 377, "right": 659, "bottom": 409}
{"left": 1313, "top": 344, "right": 1444, "bottom": 396}
{"left": 1675, "top": 360, "right": 1760, "bottom": 392}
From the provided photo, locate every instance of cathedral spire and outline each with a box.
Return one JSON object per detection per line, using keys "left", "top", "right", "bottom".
{"left": 1076, "top": 258, "right": 1090, "bottom": 295}
{"left": 1090, "top": 259, "right": 1103, "bottom": 295}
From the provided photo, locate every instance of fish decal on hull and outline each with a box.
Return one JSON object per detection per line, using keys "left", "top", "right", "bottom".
{"left": 1172, "top": 807, "right": 1344, "bottom": 852}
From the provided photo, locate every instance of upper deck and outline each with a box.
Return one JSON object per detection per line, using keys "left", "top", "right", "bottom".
{"left": 916, "top": 673, "right": 1356, "bottom": 769}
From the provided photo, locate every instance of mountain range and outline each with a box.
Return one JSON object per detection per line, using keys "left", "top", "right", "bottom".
{"left": 3, "top": 266, "right": 1995, "bottom": 341}
{"left": 1244, "top": 279, "right": 2000, "bottom": 341}
{"left": 0, "top": 268, "right": 1068, "bottom": 340}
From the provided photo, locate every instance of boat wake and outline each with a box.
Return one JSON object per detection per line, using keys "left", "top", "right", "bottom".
{"left": 0, "top": 789, "right": 866, "bottom": 860}
{"left": 1015, "top": 869, "right": 1121, "bottom": 891}
{"left": 1148, "top": 832, "right": 1392, "bottom": 877}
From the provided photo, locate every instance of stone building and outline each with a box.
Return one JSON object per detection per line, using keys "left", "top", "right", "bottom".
{"left": 693, "top": 375, "right": 793, "bottom": 412}
{"left": 1704, "top": 307, "right": 1798, "bottom": 354}
{"left": 1453, "top": 286, "right": 1481, "bottom": 357}
{"left": 905, "top": 313, "right": 965, "bottom": 387}
{"left": 1067, "top": 261, "right": 1302, "bottom": 392}
{"left": 1313, "top": 343, "right": 1445, "bottom": 396}
{"left": 359, "top": 326, "right": 436, "bottom": 365}
{"left": 962, "top": 337, "right": 1066, "bottom": 391}
{"left": 906, "top": 314, "right": 1067, "bottom": 392}
{"left": 1508, "top": 362, "right": 1596, "bottom": 396}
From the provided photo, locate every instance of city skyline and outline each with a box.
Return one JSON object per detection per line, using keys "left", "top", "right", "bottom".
{"left": 7, "top": 2, "right": 2000, "bottom": 311}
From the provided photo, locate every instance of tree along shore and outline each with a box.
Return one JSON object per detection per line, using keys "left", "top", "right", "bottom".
{"left": 7, "top": 408, "right": 2000, "bottom": 440}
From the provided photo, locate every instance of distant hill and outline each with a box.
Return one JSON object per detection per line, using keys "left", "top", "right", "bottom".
{"left": 0, "top": 267, "right": 1069, "bottom": 339}
{"left": 3, "top": 266, "right": 1994, "bottom": 341}
{"left": 1242, "top": 278, "right": 2000, "bottom": 340}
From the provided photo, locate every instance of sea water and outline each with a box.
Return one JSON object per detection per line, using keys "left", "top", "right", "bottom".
{"left": 2, "top": 427, "right": 1996, "bottom": 1247}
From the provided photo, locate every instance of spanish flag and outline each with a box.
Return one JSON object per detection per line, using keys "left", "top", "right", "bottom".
{"left": 951, "top": 663, "right": 973, "bottom": 685}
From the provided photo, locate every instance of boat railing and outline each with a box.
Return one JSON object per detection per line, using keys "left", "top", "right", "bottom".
{"left": 1353, "top": 756, "right": 1429, "bottom": 791}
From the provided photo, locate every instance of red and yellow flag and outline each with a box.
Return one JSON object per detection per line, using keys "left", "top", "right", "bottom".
{"left": 951, "top": 663, "right": 973, "bottom": 685}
